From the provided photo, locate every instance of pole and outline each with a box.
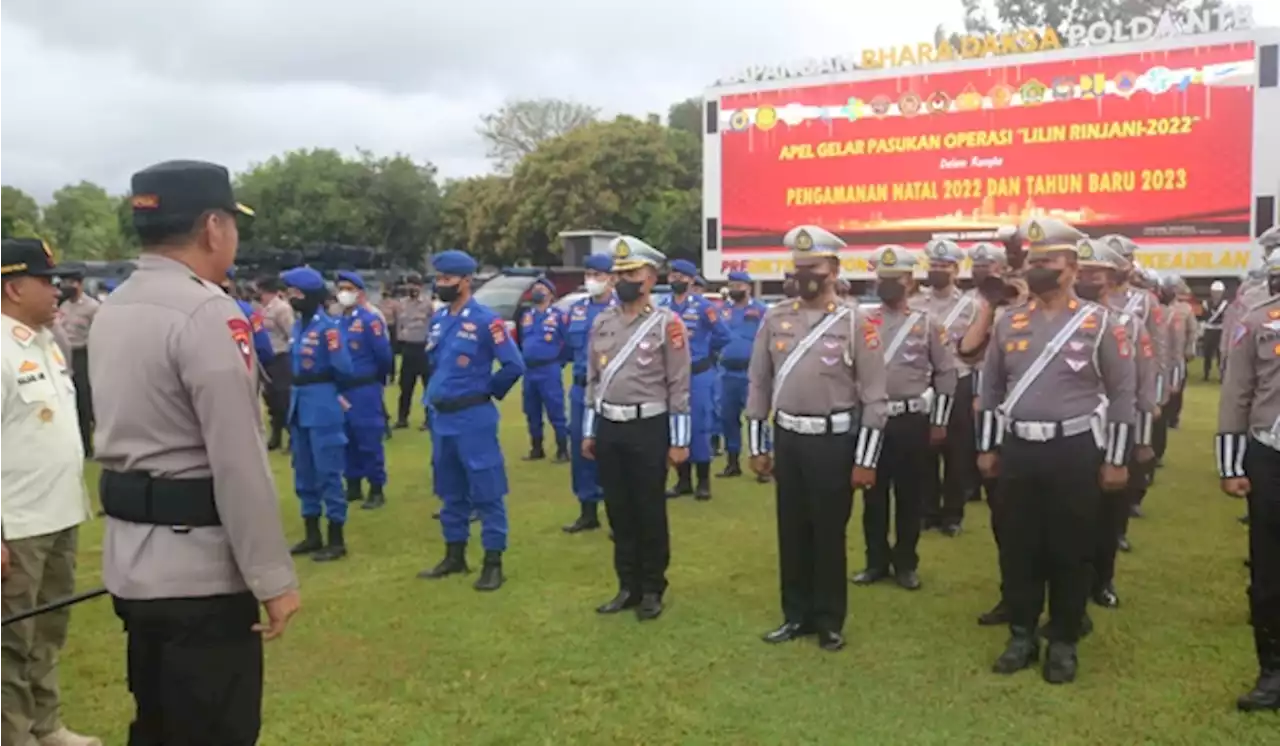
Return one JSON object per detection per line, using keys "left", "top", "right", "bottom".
{"left": 1, "top": 586, "right": 108, "bottom": 627}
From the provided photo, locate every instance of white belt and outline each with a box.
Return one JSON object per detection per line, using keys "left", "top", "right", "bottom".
{"left": 599, "top": 401, "right": 668, "bottom": 422}
{"left": 885, "top": 397, "right": 930, "bottom": 417}
{"left": 1007, "top": 413, "right": 1095, "bottom": 442}
{"left": 775, "top": 411, "right": 854, "bottom": 436}
{"left": 1252, "top": 430, "right": 1280, "bottom": 453}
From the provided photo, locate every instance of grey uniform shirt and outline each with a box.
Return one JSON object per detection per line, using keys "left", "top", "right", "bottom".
{"left": 914, "top": 287, "right": 977, "bottom": 376}
{"left": 1175, "top": 301, "right": 1199, "bottom": 359}
{"left": 585, "top": 304, "right": 690, "bottom": 412}
{"left": 873, "top": 305, "right": 958, "bottom": 406}
{"left": 1217, "top": 296, "right": 1280, "bottom": 476}
{"left": 58, "top": 293, "right": 100, "bottom": 349}
{"left": 89, "top": 253, "right": 297, "bottom": 602}
{"left": 1103, "top": 291, "right": 1159, "bottom": 444}
{"left": 262, "top": 295, "right": 295, "bottom": 355}
{"left": 397, "top": 296, "right": 433, "bottom": 343}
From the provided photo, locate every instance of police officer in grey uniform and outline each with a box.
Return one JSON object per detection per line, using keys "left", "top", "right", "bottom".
{"left": 583, "top": 235, "right": 691, "bottom": 621}
{"left": 976, "top": 217, "right": 1135, "bottom": 684}
{"left": 90, "top": 160, "right": 300, "bottom": 743}
{"left": 745, "top": 225, "right": 888, "bottom": 652}
{"left": 853, "top": 245, "right": 956, "bottom": 591}
{"left": 55, "top": 270, "right": 99, "bottom": 457}
{"left": 395, "top": 275, "right": 433, "bottom": 429}
{"left": 1217, "top": 249, "right": 1280, "bottom": 712}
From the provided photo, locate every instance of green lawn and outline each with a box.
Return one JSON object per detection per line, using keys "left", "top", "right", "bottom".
{"left": 57, "top": 378, "right": 1275, "bottom": 745}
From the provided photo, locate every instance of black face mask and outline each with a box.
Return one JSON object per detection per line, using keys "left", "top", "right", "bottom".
{"left": 670, "top": 281, "right": 689, "bottom": 295}
{"left": 783, "top": 279, "right": 798, "bottom": 299}
{"left": 616, "top": 280, "right": 644, "bottom": 303}
{"left": 1074, "top": 282, "right": 1105, "bottom": 301}
{"left": 1270, "top": 277, "right": 1280, "bottom": 296}
{"left": 408, "top": 287, "right": 421, "bottom": 298}
{"left": 435, "top": 284, "right": 460, "bottom": 303}
{"left": 876, "top": 278, "right": 906, "bottom": 304}
{"left": 728, "top": 289, "right": 747, "bottom": 302}
{"left": 927, "top": 271, "right": 952, "bottom": 289}
{"left": 530, "top": 291, "right": 548, "bottom": 304}
{"left": 794, "top": 271, "right": 826, "bottom": 300}
{"left": 290, "top": 290, "right": 326, "bottom": 319}
{"left": 58, "top": 286, "right": 76, "bottom": 304}
{"left": 1026, "top": 267, "right": 1063, "bottom": 296}
{"left": 1159, "top": 290, "right": 1175, "bottom": 305}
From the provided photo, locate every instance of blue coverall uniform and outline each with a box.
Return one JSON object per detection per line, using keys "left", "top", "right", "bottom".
{"left": 426, "top": 299, "right": 525, "bottom": 551}
{"left": 339, "top": 305, "right": 394, "bottom": 487}
{"left": 235, "top": 299, "right": 275, "bottom": 365}
{"left": 289, "top": 311, "right": 354, "bottom": 523}
{"left": 719, "top": 298, "right": 768, "bottom": 457}
{"left": 565, "top": 293, "right": 618, "bottom": 503}
{"left": 519, "top": 305, "right": 569, "bottom": 451}
{"left": 661, "top": 293, "right": 730, "bottom": 465}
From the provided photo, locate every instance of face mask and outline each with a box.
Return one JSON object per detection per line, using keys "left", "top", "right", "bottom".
{"left": 58, "top": 286, "right": 75, "bottom": 303}
{"left": 783, "top": 280, "right": 798, "bottom": 299}
{"left": 876, "top": 278, "right": 906, "bottom": 304}
{"left": 927, "top": 271, "right": 952, "bottom": 289}
{"left": 728, "top": 289, "right": 747, "bottom": 302}
{"left": 1270, "top": 277, "right": 1280, "bottom": 296}
{"left": 616, "top": 279, "right": 644, "bottom": 303}
{"left": 670, "top": 281, "right": 689, "bottom": 295}
{"left": 435, "top": 284, "right": 460, "bottom": 303}
{"left": 1026, "top": 267, "right": 1063, "bottom": 296}
{"left": 408, "top": 287, "right": 421, "bottom": 298}
{"left": 1159, "top": 290, "right": 1175, "bottom": 304}
{"left": 585, "top": 279, "right": 609, "bottom": 297}
{"left": 336, "top": 290, "right": 358, "bottom": 307}
{"left": 290, "top": 291, "right": 324, "bottom": 318}
{"left": 1074, "top": 282, "right": 1104, "bottom": 301}
{"left": 794, "top": 270, "right": 826, "bottom": 300}
{"left": 531, "top": 291, "right": 548, "bottom": 303}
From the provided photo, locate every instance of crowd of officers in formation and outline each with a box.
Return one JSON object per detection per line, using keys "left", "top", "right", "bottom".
{"left": 2, "top": 157, "right": 1279, "bottom": 745}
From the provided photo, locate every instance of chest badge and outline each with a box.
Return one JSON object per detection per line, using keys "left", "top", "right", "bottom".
{"left": 457, "top": 354, "right": 470, "bottom": 368}
{"left": 38, "top": 407, "right": 54, "bottom": 423}
{"left": 599, "top": 354, "right": 609, "bottom": 367}
{"left": 1065, "top": 358, "right": 1088, "bottom": 372}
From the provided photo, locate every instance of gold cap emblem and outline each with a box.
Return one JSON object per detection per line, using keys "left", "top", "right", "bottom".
{"left": 795, "top": 230, "right": 813, "bottom": 251}
{"left": 1027, "top": 221, "right": 1045, "bottom": 243}
{"left": 615, "top": 240, "right": 631, "bottom": 258}
{"left": 1079, "top": 241, "right": 1094, "bottom": 259}
{"left": 881, "top": 247, "right": 898, "bottom": 266}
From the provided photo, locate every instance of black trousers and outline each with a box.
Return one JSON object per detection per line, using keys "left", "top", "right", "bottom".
{"left": 1245, "top": 441, "right": 1280, "bottom": 667}
{"left": 1153, "top": 408, "right": 1170, "bottom": 463}
{"left": 70, "top": 347, "right": 93, "bottom": 454}
{"left": 263, "top": 355, "right": 291, "bottom": 439}
{"left": 999, "top": 432, "right": 1102, "bottom": 643}
{"left": 774, "top": 427, "right": 855, "bottom": 633}
{"left": 1202, "top": 329, "right": 1222, "bottom": 380}
{"left": 397, "top": 344, "right": 429, "bottom": 422}
{"left": 924, "top": 375, "right": 978, "bottom": 526}
{"left": 984, "top": 475, "right": 1009, "bottom": 602}
{"left": 112, "top": 592, "right": 263, "bottom": 746}
{"left": 1093, "top": 454, "right": 1148, "bottom": 591}
{"left": 862, "top": 413, "right": 930, "bottom": 573}
{"left": 596, "top": 415, "right": 671, "bottom": 596}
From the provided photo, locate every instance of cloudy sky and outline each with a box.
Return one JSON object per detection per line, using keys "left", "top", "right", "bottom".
{"left": 2, "top": 0, "right": 1275, "bottom": 202}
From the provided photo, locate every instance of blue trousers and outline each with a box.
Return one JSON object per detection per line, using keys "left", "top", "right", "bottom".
{"left": 522, "top": 365, "right": 567, "bottom": 442}
{"left": 432, "top": 427, "right": 509, "bottom": 551}
{"left": 344, "top": 422, "right": 386, "bottom": 485}
{"left": 569, "top": 384, "right": 602, "bottom": 503}
{"left": 690, "top": 369, "right": 716, "bottom": 464}
{"left": 291, "top": 424, "right": 348, "bottom": 523}
{"left": 720, "top": 373, "right": 749, "bottom": 455}
{"left": 711, "top": 368, "right": 723, "bottom": 437}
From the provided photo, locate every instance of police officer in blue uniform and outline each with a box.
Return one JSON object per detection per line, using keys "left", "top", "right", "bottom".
{"left": 334, "top": 270, "right": 394, "bottom": 510}
{"left": 519, "top": 276, "right": 570, "bottom": 462}
{"left": 662, "top": 259, "right": 730, "bottom": 499}
{"left": 281, "top": 266, "right": 354, "bottom": 562}
{"left": 718, "top": 270, "right": 767, "bottom": 479}
{"left": 417, "top": 250, "right": 525, "bottom": 591}
{"left": 692, "top": 275, "right": 724, "bottom": 457}
{"left": 222, "top": 268, "right": 274, "bottom": 366}
{"left": 563, "top": 254, "right": 618, "bottom": 533}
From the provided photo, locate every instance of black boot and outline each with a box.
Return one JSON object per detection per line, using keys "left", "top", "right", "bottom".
{"left": 289, "top": 517, "right": 323, "bottom": 555}
{"left": 665, "top": 463, "right": 693, "bottom": 498}
{"left": 474, "top": 550, "right": 504, "bottom": 591}
{"left": 267, "top": 428, "right": 283, "bottom": 451}
{"left": 312, "top": 522, "right": 348, "bottom": 562}
{"left": 1239, "top": 626, "right": 1280, "bottom": 712}
{"left": 417, "top": 542, "right": 469, "bottom": 578}
{"left": 718, "top": 453, "right": 742, "bottom": 478}
{"left": 523, "top": 437, "right": 546, "bottom": 461}
{"left": 346, "top": 478, "right": 364, "bottom": 503}
{"left": 1043, "top": 641, "right": 1078, "bottom": 684}
{"left": 394, "top": 418, "right": 409, "bottom": 430}
{"left": 554, "top": 435, "right": 570, "bottom": 463}
{"left": 710, "top": 435, "right": 722, "bottom": 457}
{"left": 978, "top": 599, "right": 1012, "bottom": 626}
{"left": 694, "top": 463, "right": 712, "bottom": 500}
{"left": 992, "top": 626, "right": 1039, "bottom": 674}
{"left": 362, "top": 483, "right": 386, "bottom": 510}
{"left": 563, "top": 501, "right": 601, "bottom": 533}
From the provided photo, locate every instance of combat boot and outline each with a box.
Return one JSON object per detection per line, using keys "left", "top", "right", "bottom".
{"left": 523, "top": 437, "right": 546, "bottom": 461}
{"left": 554, "top": 435, "right": 570, "bottom": 463}
{"left": 710, "top": 435, "right": 722, "bottom": 457}
{"left": 312, "top": 522, "right": 348, "bottom": 562}
{"left": 417, "top": 542, "right": 469, "bottom": 579}
{"left": 267, "top": 428, "right": 283, "bottom": 451}
{"left": 474, "top": 550, "right": 504, "bottom": 591}
{"left": 1238, "top": 625, "right": 1280, "bottom": 712}
{"left": 992, "top": 627, "right": 1039, "bottom": 674}
{"left": 289, "top": 517, "right": 323, "bottom": 555}
{"left": 1042, "top": 641, "right": 1078, "bottom": 684}
{"left": 666, "top": 463, "right": 693, "bottom": 498}
{"left": 563, "top": 501, "right": 601, "bottom": 533}
{"left": 718, "top": 453, "right": 742, "bottom": 478}
{"left": 346, "top": 478, "right": 364, "bottom": 503}
{"left": 362, "top": 483, "right": 386, "bottom": 510}
{"left": 978, "top": 599, "right": 1011, "bottom": 626}
{"left": 694, "top": 463, "right": 712, "bottom": 501}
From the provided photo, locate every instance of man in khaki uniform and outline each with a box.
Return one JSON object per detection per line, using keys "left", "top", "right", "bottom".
{"left": 1216, "top": 248, "right": 1280, "bottom": 711}
{"left": 395, "top": 275, "right": 433, "bottom": 429}
{"left": 746, "top": 225, "right": 888, "bottom": 652}
{"left": 1159, "top": 274, "right": 1195, "bottom": 431}
{"left": 54, "top": 270, "right": 99, "bottom": 457}
{"left": 976, "top": 217, "right": 1136, "bottom": 684}
{"left": 90, "top": 160, "right": 300, "bottom": 743}
{"left": 255, "top": 276, "right": 295, "bottom": 450}
{"left": 583, "top": 235, "right": 690, "bottom": 622}
{"left": 852, "top": 245, "right": 956, "bottom": 591}
{"left": 917, "top": 239, "right": 980, "bottom": 536}
{"left": 1, "top": 239, "right": 99, "bottom": 746}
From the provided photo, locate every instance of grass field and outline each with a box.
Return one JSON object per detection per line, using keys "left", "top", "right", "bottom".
{"left": 54, "top": 377, "right": 1275, "bottom": 745}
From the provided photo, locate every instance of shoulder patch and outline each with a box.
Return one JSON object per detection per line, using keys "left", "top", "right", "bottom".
{"left": 227, "top": 318, "right": 254, "bottom": 371}
{"left": 667, "top": 315, "right": 687, "bottom": 350}
{"left": 324, "top": 327, "right": 340, "bottom": 352}
{"left": 490, "top": 318, "right": 508, "bottom": 345}
{"left": 372, "top": 320, "right": 384, "bottom": 337}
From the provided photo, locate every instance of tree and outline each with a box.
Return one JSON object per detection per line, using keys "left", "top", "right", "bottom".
{"left": 235, "top": 148, "right": 382, "bottom": 249}
{"left": 667, "top": 97, "right": 703, "bottom": 138}
{"left": 358, "top": 151, "right": 443, "bottom": 268}
{"left": 438, "top": 175, "right": 518, "bottom": 264}
{"left": 1, "top": 186, "right": 43, "bottom": 240}
{"left": 965, "top": 0, "right": 1225, "bottom": 34}
{"left": 42, "top": 181, "right": 128, "bottom": 260}
{"left": 477, "top": 98, "right": 600, "bottom": 174}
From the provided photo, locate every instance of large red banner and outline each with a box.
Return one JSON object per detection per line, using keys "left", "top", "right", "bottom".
{"left": 717, "top": 42, "right": 1256, "bottom": 256}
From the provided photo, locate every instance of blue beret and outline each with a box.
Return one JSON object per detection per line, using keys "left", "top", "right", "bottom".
{"left": 335, "top": 270, "right": 365, "bottom": 290}
{"left": 694, "top": 275, "right": 708, "bottom": 286}
{"left": 225, "top": 267, "right": 237, "bottom": 280}
{"left": 584, "top": 254, "right": 614, "bottom": 273}
{"left": 670, "top": 259, "right": 698, "bottom": 277}
{"left": 281, "top": 266, "right": 327, "bottom": 293}
{"left": 103, "top": 278, "right": 120, "bottom": 292}
{"left": 727, "top": 271, "right": 752, "bottom": 283}
{"left": 432, "top": 249, "right": 478, "bottom": 276}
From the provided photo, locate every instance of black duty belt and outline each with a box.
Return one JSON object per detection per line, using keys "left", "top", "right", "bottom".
{"left": 721, "top": 359, "right": 749, "bottom": 372}
{"left": 432, "top": 393, "right": 492, "bottom": 414}
{"left": 338, "top": 375, "right": 381, "bottom": 391}
{"left": 526, "top": 358, "right": 560, "bottom": 370}
{"left": 691, "top": 357, "right": 716, "bottom": 375}
{"left": 573, "top": 375, "right": 588, "bottom": 387}
{"left": 294, "top": 371, "right": 336, "bottom": 386}
{"left": 100, "top": 470, "right": 220, "bottom": 528}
